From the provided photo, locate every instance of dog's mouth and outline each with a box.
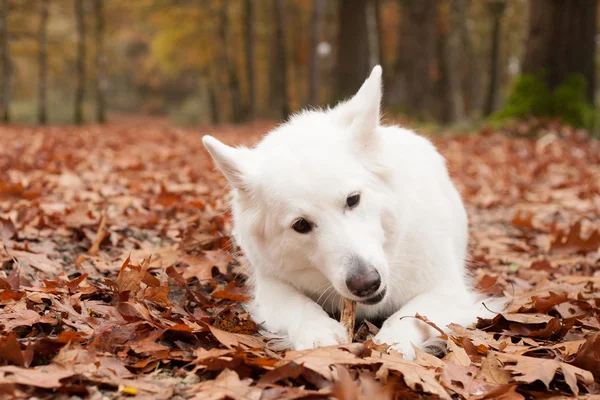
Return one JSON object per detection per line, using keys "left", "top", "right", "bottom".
{"left": 358, "top": 287, "right": 387, "bottom": 305}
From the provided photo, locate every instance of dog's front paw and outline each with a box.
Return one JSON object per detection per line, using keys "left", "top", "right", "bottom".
{"left": 374, "top": 330, "right": 417, "bottom": 360}
{"left": 290, "top": 318, "right": 349, "bottom": 350}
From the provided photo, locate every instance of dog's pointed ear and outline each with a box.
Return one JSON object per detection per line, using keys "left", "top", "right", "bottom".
{"left": 202, "top": 135, "right": 249, "bottom": 190}
{"left": 332, "top": 65, "right": 382, "bottom": 146}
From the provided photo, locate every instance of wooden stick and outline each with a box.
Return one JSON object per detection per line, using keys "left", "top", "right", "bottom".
{"left": 340, "top": 297, "right": 356, "bottom": 342}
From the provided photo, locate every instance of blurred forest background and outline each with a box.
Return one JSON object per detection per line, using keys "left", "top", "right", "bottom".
{"left": 0, "top": 0, "right": 598, "bottom": 130}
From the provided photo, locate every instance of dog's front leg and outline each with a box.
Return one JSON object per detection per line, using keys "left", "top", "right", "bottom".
{"left": 374, "top": 287, "right": 472, "bottom": 360}
{"left": 252, "top": 275, "right": 348, "bottom": 350}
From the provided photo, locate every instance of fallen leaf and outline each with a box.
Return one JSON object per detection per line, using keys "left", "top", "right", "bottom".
{"left": 495, "top": 352, "right": 593, "bottom": 395}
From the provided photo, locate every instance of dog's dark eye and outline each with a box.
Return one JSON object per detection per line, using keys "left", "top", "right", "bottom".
{"left": 346, "top": 193, "right": 361, "bottom": 209}
{"left": 292, "top": 218, "right": 312, "bottom": 234}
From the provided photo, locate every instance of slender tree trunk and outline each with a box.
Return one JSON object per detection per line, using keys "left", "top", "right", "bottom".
{"left": 74, "top": 0, "right": 86, "bottom": 125}
{"left": 208, "top": 83, "right": 219, "bottom": 124}
{"left": 366, "top": 0, "right": 379, "bottom": 69}
{"left": 219, "top": 0, "right": 242, "bottom": 123}
{"left": 523, "top": 0, "right": 597, "bottom": 105}
{"left": 391, "top": 0, "right": 438, "bottom": 118}
{"left": 308, "top": 0, "right": 325, "bottom": 105}
{"left": 463, "top": 11, "right": 484, "bottom": 119}
{"left": 335, "top": 0, "right": 370, "bottom": 101}
{"left": 243, "top": 0, "right": 255, "bottom": 120}
{"left": 94, "top": 0, "right": 106, "bottom": 123}
{"left": 444, "top": 0, "right": 466, "bottom": 123}
{"left": 270, "top": 0, "right": 289, "bottom": 119}
{"left": 484, "top": 1, "right": 505, "bottom": 116}
{"left": 38, "top": 0, "right": 49, "bottom": 125}
{"left": 0, "top": 0, "right": 11, "bottom": 123}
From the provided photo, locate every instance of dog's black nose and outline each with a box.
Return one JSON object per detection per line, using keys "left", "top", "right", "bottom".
{"left": 345, "top": 259, "right": 381, "bottom": 297}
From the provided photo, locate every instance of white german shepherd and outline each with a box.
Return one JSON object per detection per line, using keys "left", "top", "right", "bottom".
{"left": 203, "top": 66, "right": 501, "bottom": 359}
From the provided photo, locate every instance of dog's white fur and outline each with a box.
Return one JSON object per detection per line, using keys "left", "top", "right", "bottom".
{"left": 202, "top": 66, "right": 501, "bottom": 360}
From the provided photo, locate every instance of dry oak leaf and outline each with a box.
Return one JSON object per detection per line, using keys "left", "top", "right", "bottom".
{"left": 115, "top": 255, "right": 151, "bottom": 294}
{"left": 284, "top": 343, "right": 376, "bottom": 381}
{"left": 511, "top": 210, "right": 535, "bottom": 229}
{"left": 495, "top": 352, "right": 593, "bottom": 395}
{"left": 573, "top": 332, "right": 600, "bottom": 379}
{"left": 501, "top": 313, "right": 554, "bottom": 324}
{"left": 549, "top": 221, "right": 600, "bottom": 254}
{"left": 0, "top": 217, "right": 16, "bottom": 240}
{"left": 0, "top": 308, "right": 57, "bottom": 331}
{"left": 445, "top": 339, "right": 471, "bottom": 366}
{"left": 141, "top": 286, "right": 173, "bottom": 307}
{"left": 188, "top": 369, "right": 262, "bottom": 400}
{"left": 0, "top": 332, "right": 31, "bottom": 367}
{"left": 440, "top": 363, "right": 481, "bottom": 399}
{"left": 478, "top": 352, "right": 511, "bottom": 385}
{"left": 209, "top": 325, "right": 267, "bottom": 350}
{"left": 0, "top": 364, "right": 75, "bottom": 389}
{"left": 331, "top": 366, "right": 392, "bottom": 400}
{"left": 10, "top": 250, "right": 58, "bottom": 274}
{"left": 370, "top": 351, "right": 451, "bottom": 400}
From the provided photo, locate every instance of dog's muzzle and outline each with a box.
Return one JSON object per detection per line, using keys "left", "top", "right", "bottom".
{"left": 359, "top": 286, "right": 387, "bottom": 305}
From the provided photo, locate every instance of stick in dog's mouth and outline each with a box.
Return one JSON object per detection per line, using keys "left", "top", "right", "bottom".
{"left": 340, "top": 297, "right": 356, "bottom": 342}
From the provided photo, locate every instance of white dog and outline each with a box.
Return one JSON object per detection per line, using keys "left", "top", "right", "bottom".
{"left": 202, "top": 66, "right": 500, "bottom": 360}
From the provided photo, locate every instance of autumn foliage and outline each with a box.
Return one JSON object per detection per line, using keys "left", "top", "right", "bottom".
{"left": 0, "top": 121, "right": 599, "bottom": 399}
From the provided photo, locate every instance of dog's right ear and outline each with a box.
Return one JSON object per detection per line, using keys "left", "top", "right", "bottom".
{"left": 330, "top": 66, "right": 382, "bottom": 151}
{"left": 202, "top": 135, "right": 249, "bottom": 190}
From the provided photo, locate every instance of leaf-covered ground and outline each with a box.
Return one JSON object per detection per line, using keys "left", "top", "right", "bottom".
{"left": 0, "top": 121, "right": 599, "bottom": 399}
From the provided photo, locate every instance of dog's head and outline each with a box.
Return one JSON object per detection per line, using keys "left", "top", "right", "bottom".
{"left": 203, "top": 66, "right": 396, "bottom": 305}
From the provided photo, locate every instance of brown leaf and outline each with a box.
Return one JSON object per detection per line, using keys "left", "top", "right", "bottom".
{"left": 549, "top": 221, "right": 600, "bottom": 254}
{"left": 0, "top": 333, "right": 25, "bottom": 366}
{"left": 478, "top": 352, "right": 511, "bottom": 385}
{"left": 141, "top": 286, "right": 173, "bottom": 307}
{"left": 511, "top": 210, "right": 535, "bottom": 229}
{"left": 0, "top": 308, "right": 57, "bottom": 331}
{"left": 0, "top": 364, "right": 75, "bottom": 389}
{"left": 572, "top": 332, "right": 600, "bottom": 379}
{"left": 372, "top": 351, "right": 451, "bottom": 400}
{"left": 495, "top": 352, "right": 593, "bottom": 395}
{"left": 11, "top": 250, "right": 58, "bottom": 274}
{"left": 284, "top": 344, "right": 376, "bottom": 381}
{"left": 440, "top": 363, "right": 480, "bottom": 398}
{"left": 115, "top": 255, "right": 151, "bottom": 294}
{"left": 501, "top": 313, "right": 554, "bottom": 324}
{"left": 258, "top": 361, "right": 306, "bottom": 385}
{"left": 0, "top": 217, "right": 16, "bottom": 241}
{"left": 209, "top": 325, "right": 266, "bottom": 349}
{"left": 211, "top": 284, "right": 251, "bottom": 303}
{"left": 188, "top": 369, "right": 262, "bottom": 400}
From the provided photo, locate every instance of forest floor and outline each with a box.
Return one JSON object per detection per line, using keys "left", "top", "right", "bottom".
{"left": 0, "top": 120, "right": 599, "bottom": 399}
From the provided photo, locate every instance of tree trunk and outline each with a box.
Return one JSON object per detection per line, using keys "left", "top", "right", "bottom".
{"left": 391, "top": 0, "right": 438, "bottom": 118}
{"left": 484, "top": 1, "right": 506, "bottom": 116}
{"left": 270, "top": 0, "right": 290, "bottom": 119}
{"left": 523, "top": 0, "right": 597, "bottom": 105}
{"left": 308, "top": 0, "right": 325, "bottom": 105}
{"left": 74, "top": 0, "right": 86, "bottom": 125}
{"left": 366, "top": 0, "right": 380, "bottom": 69}
{"left": 208, "top": 83, "right": 219, "bottom": 124}
{"left": 94, "top": 0, "right": 106, "bottom": 123}
{"left": 218, "top": 0, "right": 242, "bottom": 123}
{"left": 38, "top": 0, "right": 49, "bottom": 124}
{"left": 244, "top": 0, "right": 255, "bottom": 120}
{"left": 463, "top": 10, "right": 484, "bottom": 119}
{"left": 335, "top": 0, "right": 370, "bottom": 101}
{"left": 0, "top": 0, "right": 11, "bottom": 123}
{"left": 444, "top": 0, "right": 466, "bottom": 123}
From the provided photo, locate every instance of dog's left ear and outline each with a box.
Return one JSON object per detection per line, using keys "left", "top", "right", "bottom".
{"left": 202, "top": 135, "right": 251, "bottom": 190}
{"left": 331, "top": 65, "right": 382, "bottom": 151}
